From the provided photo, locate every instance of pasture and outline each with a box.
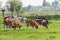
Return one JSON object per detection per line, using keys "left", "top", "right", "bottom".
{"left": 0, "top": 12, "right": 60, "bottom": 40}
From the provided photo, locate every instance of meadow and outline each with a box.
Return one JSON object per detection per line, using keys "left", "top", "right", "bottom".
{"left": 0, "top": 12, "right": 60, "bottom": 40}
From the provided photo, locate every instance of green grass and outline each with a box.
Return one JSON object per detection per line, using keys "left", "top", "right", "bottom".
{"left": 0, "top": 16, "right": 60, "bottom": 40}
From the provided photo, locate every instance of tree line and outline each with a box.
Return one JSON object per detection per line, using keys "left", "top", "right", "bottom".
{"left": 0, "top": 0, "right": 23, "bottom": 17}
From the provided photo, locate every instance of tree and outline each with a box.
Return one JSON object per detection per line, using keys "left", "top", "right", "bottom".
{"left": 15, "top": 1, "right": 22, "bottom": 17}
{"left": 0, "top": 1, "right": 5, "bottom": 18}
{"left": 1, "top": 8, "right": 5, "bottom": 17}
{"left": 7, "top": 0, "right": 22, "bottom": 17}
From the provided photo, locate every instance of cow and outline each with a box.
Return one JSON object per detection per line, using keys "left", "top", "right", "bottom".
{"left": 36, "top": 19, "right": 48, "bottom": 28}
{"left": 3, "top": 16, "right": 12, "bottom": 29}
{"left": 3, "top": 16, "right": 22, "bottom": 30}
{"left": 11, "top": 19, "right": 22, "bottom": 30}
{"left": 36, "top": 17, "right": 49, "bottom": 25}
{"left": 26, "top": 19, "right": 38, "bottom": 29}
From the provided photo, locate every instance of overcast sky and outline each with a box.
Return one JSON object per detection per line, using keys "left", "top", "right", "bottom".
{"left": 0, "top": 0, "right": 58, "bottom": 7}
{"left": 21, "top": 0, "right": 55, "bottom": 7}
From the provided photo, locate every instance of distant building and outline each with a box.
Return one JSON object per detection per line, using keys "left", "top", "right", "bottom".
{"left": 42, "top": 0, "right": 46, "bottom": 6}
{"left": 52, "top": 1, "right": 59, "bottom": 7}
{"left": 42, "top": 0, "right": 50, "bottom": 6}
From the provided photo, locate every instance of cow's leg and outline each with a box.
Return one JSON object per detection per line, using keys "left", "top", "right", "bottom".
{"left": 3, "top": 22, "right": 7, "bottom": 29}
{"left": 9, "top": 23, "right": 12, "bottom": 29}
{"left": 6, "top": 25, "right": 9, "bottom": 29}
{"left": 13, "top": 26, "right": 16, "bottom": 30}
{"left": 34, "top": 22, "right": 38, "bottom": 29}
{"left": 43, "top": 22, "right": 48, "bottom": 28}
{"left": 35, "top": 25, "right": 38, "bottom": 29}
{"left": 32, "top": 25, "right": 35, "bottom": 28}
{"left": 26, "top": 23, "right": 30, "bottom": 28}
{"left": 9, "top": 26, "right": 11, "bottom": 29}
{"left": 18, "top": 25, "right": 22, "bottom": 30}
{"left": 26, "top": 21, "right": 30, "bottom": 28}
{"left": 45, "top": 24, "right": 48, "bottom": 28}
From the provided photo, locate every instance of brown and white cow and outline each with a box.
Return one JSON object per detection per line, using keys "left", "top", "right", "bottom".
{"left": 3, "top": 16, "right": 22, "bottom": 30}
{"left": 36, "top": 19, "right": 48, "bottom": 28}
{"left": 26, "top": 19, "right": 38, "bottom": 29}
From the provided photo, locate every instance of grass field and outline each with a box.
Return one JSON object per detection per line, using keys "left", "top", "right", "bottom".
{"left": 0, "top": 16, "right": 60, "bottom": 40}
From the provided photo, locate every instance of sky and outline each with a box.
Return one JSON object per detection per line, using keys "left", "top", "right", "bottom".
{"left": 0, "top": 0, "right": 58, "bottom": 7}
{"left": 21, "top": 0, "right": 55, "bottom": 7}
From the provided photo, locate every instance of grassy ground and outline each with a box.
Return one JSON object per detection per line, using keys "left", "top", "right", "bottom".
{"left": 0, "top": 16, "right": 60, "bottom": 40}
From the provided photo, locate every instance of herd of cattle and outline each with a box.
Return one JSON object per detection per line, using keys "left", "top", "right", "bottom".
{"left": 3, "top": 16, "right": 49, "bottom": 30}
